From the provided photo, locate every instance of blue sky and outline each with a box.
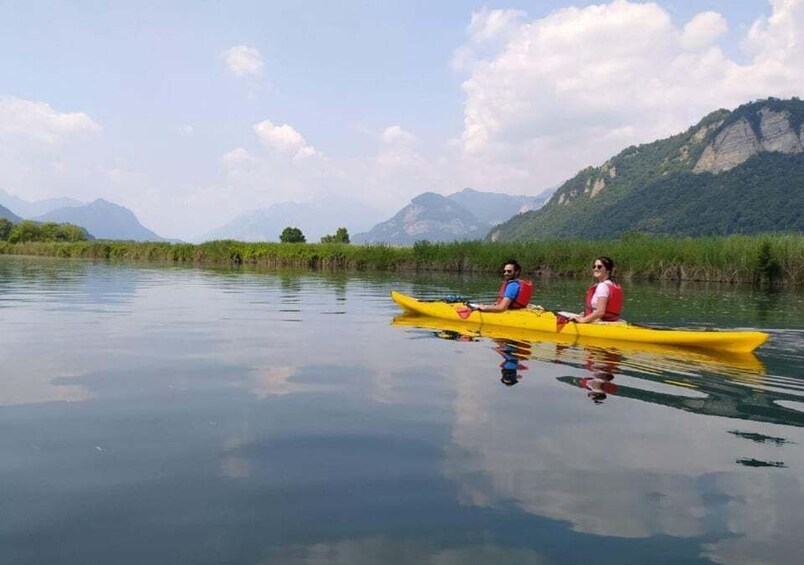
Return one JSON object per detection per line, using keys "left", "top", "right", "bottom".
{"left": 0, "top": 0, "right": 799, "bottom": 239}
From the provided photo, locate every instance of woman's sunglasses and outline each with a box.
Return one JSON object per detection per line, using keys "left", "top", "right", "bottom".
{"left": 592, "top": 264, "right": 605, "bottom": 270}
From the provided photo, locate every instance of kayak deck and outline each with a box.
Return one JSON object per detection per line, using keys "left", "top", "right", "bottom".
{"left": 390, "top": 291, "right": 769, "bottom": 353}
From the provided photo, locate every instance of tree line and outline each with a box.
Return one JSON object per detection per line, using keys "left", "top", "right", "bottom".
{"left": 280, "top": 226, "right": 350, "bottom": 244}
{"left": 0, "top": 218, "right": 350, "bottom": 245}
{"left": 0, "top": 219, "right": 89, "bottom": 243}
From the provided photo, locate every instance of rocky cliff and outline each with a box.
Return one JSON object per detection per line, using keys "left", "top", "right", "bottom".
{"left": 693, "top": 108, "right": 803, "bottom": 173}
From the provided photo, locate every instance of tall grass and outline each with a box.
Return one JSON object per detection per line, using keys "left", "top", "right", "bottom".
{"left": 1, "top": 234, "right": 802, "bottom": 285}
{"left": 0, "top": 240, "right": 415, "bottom": 270}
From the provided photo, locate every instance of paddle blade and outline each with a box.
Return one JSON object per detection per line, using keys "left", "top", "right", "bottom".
{"left": 556, "top": 314, "right": 569, "bottom": 333}
{"left": 456, "top": 306, "right": 473, "bottom": 319}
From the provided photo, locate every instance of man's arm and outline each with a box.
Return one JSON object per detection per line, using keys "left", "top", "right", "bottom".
{"left": 478, "top": 297, "right": 512, "bottom": 312}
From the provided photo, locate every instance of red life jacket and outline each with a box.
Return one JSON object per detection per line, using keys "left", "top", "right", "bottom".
{"left": 497, "top": 279, "right": 534, "bottom": 310}
{"left": 580, "top": 377, "right": 618, "bottom": 395}
{"left": 584, "top": 280, "right": 623, "bottom": 321}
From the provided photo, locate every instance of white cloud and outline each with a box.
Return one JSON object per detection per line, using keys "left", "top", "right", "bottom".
{"left": 222, "top": 45, "right": 264, "bottom": 78}
{"left": 452, "top": 8, "right": 526, "bottom": 72}
{"left": 381, "top": 125, "right": 417, "bottom": 145}
{"left": 221, "top": 147, "right": 254, "bottom": 168}
{"left": 210, "top": 121, "right": 442, "bottom": 235}
{"left": 468, "top": 7, "right": 527, "bottom": 43}
{"left": 681, "top": 11, "right": 728, "bottom": 50}
{"left": 205, "top": 120, "right": 328, "bottom": 225}
{"left": 0, "top": 96, "right": 99, "bottom": 144}
{"left": 253, "top": 119, "right": 320, "bottom": 160}
{"left": 0, "top": 96, "right": 104, "bottom": 203}
{"left": 454, "top": 0, "right": 804, "bottom": 193}
{"left": 745, "top": 0, "right": 804, "bottom": 62}
{"left": 377, "top": 125, "right": 424, "bottom": 169}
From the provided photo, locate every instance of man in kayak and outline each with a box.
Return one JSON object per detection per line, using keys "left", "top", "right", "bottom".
{"left": 475, "top": 259, "right": 534, "bottom": 312}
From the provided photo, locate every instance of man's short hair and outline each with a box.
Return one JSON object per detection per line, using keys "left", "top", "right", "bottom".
{"left": 502, "top": 259, "right": 521, "bottom": 275}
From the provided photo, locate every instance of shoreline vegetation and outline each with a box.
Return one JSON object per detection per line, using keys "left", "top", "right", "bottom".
{"left": 0, "top": 234, "right": 802, "bottom": 285}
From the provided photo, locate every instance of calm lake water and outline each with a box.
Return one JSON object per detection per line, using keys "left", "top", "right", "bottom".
{"left": 1, "top": 256, "right": 802, "bottom": 565}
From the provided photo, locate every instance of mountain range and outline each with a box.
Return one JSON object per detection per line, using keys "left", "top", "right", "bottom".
{"left": 0, "top": 190, "right": 83, "bottom": 218}
{"left": 4, "top": 97, "right": 802, "bottom": 245}
{"left": 193, "top": 197, "right": 381, "bottom": 243}
{"left": 489, "top": 97, "right": 804, "bottom": 241}
{"left": 0, "top": 203, "right": 22, "bottom": 223}
{"left": 0, "top": 190, "right": 168, "bottom": 241}
{"left": 353, "top": 188, "right": 551, "bottom": 245}
{"left": 36, "top": 199, "right": 167, "bottom": 241}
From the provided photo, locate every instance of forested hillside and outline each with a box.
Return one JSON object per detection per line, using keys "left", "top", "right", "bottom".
{"left": 490, "top": 98, "right": 804, "bottom": 241}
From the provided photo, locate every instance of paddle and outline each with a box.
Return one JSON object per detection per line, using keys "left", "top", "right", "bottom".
{"left": 552, "top": 310, "right": 578, "bottom": 333}
{"left": 456, "top": 302, "right": 576, "bottom": 328}
{"left": 555, "top": 312, "right": 571, "bottom": 332}
{"left": 456, "top": 302, "right": 480, "bottom": 320}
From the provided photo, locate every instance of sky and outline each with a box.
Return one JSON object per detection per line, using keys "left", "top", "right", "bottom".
{"left": 1, "top": 0, "right": 802, "bottom": 239}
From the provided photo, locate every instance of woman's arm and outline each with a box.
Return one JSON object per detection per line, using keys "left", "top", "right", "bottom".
{"left": 572, "top": 297, "right": 607, "bottom": 324}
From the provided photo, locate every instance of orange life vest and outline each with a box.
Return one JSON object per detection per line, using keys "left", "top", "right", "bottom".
{"left": 584, "top": 280, "right": 623, "bottom": 321}
{"left": 497, "top": 279, "right": 534, "bottom": 310}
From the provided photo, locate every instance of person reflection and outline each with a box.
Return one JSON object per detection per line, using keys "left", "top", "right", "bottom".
{"left": 580, "top": 348, "right": 621, "bottom": 402}
{"left": 494, "top": 338, "right": 532, "bottom": 386}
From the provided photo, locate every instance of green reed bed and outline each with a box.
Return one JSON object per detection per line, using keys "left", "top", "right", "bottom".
{"left": 1, "top": 234, "right": 802, "bottom": 284}
{"left": 0, "top": 240, "right": 415, "bottom": 271}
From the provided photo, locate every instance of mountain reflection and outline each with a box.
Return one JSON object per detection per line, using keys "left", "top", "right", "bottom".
{"left": 392, "top": 314, "right": 802, "bottom": 565}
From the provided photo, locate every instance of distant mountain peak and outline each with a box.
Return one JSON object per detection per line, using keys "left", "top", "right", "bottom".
{"left": 410, "top": 192, "right": 445, "bottom": 205}
{"left": 0, "top": 189, "right": 84, "bottom": 218}
{"left": 451, "top": 187, "right": 479, "bottom": 196}
{"left": 0, "top": 203, "right": 22, "bottom": 223}
{"left": 196, "top": 198, "right": 379, "bottom": 243}
{"left": 353, "top": 188, "right": 552, "bottom": 245}
{"left": 34, "top": 199, "right": 166, "bottom": 241}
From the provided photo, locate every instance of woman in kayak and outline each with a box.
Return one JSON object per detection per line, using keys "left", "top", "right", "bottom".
{"left": 569, "top": 256, "right": 623, "bottom": 323}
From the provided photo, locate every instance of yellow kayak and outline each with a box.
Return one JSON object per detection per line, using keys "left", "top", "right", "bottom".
{"left": 390, "top": 291, "right": 769, "bottom": 353}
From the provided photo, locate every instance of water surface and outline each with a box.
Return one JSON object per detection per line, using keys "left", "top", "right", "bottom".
{"left": 1, "top": 256, "right": 802, "bottom": 565}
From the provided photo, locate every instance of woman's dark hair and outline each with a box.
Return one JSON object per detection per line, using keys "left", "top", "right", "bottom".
{"left": 502, "top": 259, "right": 521, "bottom": 275}
{"left": 595, "top": 256, "right": 614, "bottom": 275}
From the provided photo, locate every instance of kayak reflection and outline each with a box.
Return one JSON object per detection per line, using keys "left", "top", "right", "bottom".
{"left": 392, "top": 313, "right": 765, "bottom": 378}
{"left": 391, "top": 314, "right": 804, "bottom": 428}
